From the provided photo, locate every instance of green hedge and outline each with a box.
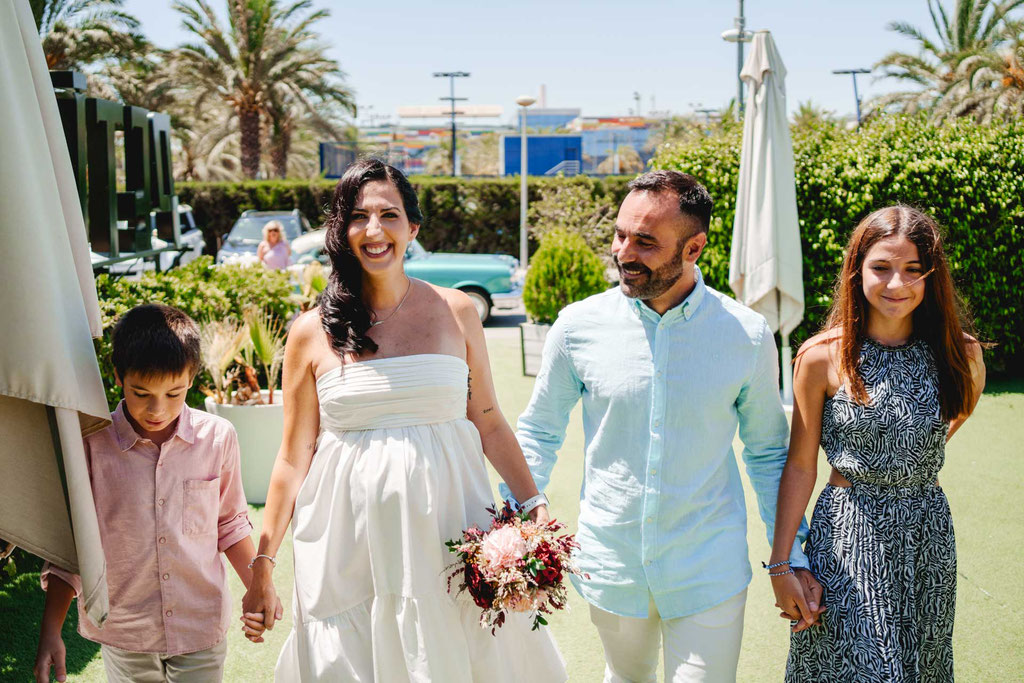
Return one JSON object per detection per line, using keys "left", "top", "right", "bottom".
{"left": 93, "top": 257, "right": 297, "bottom": 409}
{"left": 176, "top": 176, "right": 633, "bottom": 257}
{"left": 652, "top": 115, "right": 1023, "bottom": 373}
{"left": 176, "top": 117, "right": 1023, "bottom": 372}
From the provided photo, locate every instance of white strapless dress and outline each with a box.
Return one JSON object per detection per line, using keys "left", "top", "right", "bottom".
{"left": 275, "top": 354, "right": 566, "bottom": 682}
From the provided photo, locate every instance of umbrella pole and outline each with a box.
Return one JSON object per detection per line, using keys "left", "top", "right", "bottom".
{"left": 781, "top": 333, "right": 793, "bottom": 406}
{"left": 777, "top": 290, "right": 794, "bottom": 407}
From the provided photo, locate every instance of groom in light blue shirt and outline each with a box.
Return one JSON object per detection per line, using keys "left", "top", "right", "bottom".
{"left": 512, "top": 171, "right": 818, "bottom": 682}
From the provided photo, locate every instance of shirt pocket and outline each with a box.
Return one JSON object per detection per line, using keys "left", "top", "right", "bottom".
{"left": 182, "top": 477, "right": 221, "bottom": 536}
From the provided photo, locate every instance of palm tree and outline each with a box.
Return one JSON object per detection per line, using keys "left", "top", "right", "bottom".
{"left": 173, "top": 0, "right": 355, "bottom": 180}
{"left": 30, "top": 0, "right": 145, "bottom": 70}
{"left": 264, "top": 48, "right": 355, "bottom": 178}
{"left": 791, "top": 101, "right": 837, "bottom": 129}
{"left": 941, "top": 17, "right": 1024, "bottom": 120}
{"left": 872, "top": 0, "right": 1024, "bottom": 118}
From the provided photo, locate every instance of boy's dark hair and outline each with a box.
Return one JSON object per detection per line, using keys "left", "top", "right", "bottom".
{"left": 627, "top": 170, "right": 714, "bottom": 235}
{"left": 111, "top": 304, "right": 201, "bottom": 381}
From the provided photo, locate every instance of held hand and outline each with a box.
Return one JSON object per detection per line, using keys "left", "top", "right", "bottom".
{"left": 771, "top": 571, "right": 818, "bottom": 633}
{"left": 34, "top": 631, "right": 67, "bottom": 683}
{"left": 528, "top": 504, "right": 550, "bottom": 525}
{"left": 241, "top": 568, "right": 281, "bottom": 643}
{"left": 795, "top": 568, "right": 826, "bottom": 624}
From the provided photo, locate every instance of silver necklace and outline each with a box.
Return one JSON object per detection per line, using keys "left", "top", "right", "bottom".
{"left": 369, "top": 277, "right": 413, "bottom": 327}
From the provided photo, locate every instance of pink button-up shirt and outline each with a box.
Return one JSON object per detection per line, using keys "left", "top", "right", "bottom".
{"left": 42, "top": 402, "right": 253, "bottom": 655}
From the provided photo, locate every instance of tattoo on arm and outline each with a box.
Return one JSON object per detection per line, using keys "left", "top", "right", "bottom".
{"left": 467, "top": 370, "right": 473, "bottom": 400}
{"left": 482, "top": 407, "right": 494, "bottom": 414}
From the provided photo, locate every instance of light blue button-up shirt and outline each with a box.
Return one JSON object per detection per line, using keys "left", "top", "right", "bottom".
{"left": 509, "top": 267, "right": 809, "bottom": 620}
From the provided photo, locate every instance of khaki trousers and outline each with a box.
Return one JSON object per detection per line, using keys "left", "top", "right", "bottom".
{"left": 590, "top": 590, "right": 747, "bottom": 683}
{"left": 100, "top": 639, "right": 227, "bottom": 683}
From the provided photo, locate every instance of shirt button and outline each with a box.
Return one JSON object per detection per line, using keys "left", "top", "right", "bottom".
{"left": 650, "top": 469, "right": 657, "bottom": 475}
{"left": 654, "top": 420, "right": 661, "bottom": 427}
{"left": 656, "top": 371, "right": 662, "bottom": 378}
{"left": 157, "top": 499, "right": 165, "bottom": 506}
{"left": 162, "top": 573, "right": 170, "bottom": 580}
{"left": 644, "top": 559, "right": 652, "bottom": 566}
{"left": 165, "top": 610, "right": 173, "bottom": 617}
{"left": 158, "top": 537, "right": 166, "bottom": 544}
{"left": 646, "top": 516, "right": 654, "bottom": 523}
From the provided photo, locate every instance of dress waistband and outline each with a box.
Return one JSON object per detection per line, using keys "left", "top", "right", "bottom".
{"left": 835, "top": 480, "right": 942, "bottom": 499}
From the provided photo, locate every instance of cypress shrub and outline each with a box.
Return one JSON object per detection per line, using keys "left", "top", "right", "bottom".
{"left": 523, "top": 230, "right": 609, "bottom": 324}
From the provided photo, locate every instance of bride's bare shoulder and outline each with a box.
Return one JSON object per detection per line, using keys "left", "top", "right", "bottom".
{"left": 425, "top": 282, "right": 478, "bottom": 322}
{"left": 290, "top": 309, "right": 323, "bottom": 340}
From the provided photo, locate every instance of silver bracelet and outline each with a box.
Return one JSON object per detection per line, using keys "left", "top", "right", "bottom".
{"left": 248, "top": 554, "right": 276, "bottom": 569}
{"left": 518, "top": 493, "right": 549, "bottom": 514}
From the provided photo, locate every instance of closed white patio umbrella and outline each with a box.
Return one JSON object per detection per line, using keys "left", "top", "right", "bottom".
{"left": 729, "top": 30, "right": 804, "bottom": 405}
{"left": 0, "top": 0, "right": 111, "bottom": 626}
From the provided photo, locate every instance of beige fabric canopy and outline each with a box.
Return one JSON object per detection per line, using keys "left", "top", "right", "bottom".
{"left": 0, "top": 0, "right": 111, "bottom": 626}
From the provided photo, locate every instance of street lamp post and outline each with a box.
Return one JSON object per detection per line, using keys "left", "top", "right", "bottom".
{"left": 433, "top": 71, "right": 470, "bottom": 175}
{"left": 721, "top": 0, "right": 754, "bottom": 119}
{"left": 516, "top": 95, "right": 536, "bottom": 268}
{"left": 832, "top": 68, "right": 871, "bottom": 126}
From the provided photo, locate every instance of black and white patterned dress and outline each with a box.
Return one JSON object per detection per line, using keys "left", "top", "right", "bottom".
{"left": 787, "top": 337, "right": 955, "bottom": 682}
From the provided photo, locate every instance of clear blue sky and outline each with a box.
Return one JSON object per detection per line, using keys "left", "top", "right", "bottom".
{"left": 124, "top": 0, "right": 936, "bottom": 125}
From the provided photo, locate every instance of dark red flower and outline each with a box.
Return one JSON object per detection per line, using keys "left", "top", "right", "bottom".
{"left": 538, "top": 566, "right": 562, "bottom": 585}
{"left": 464, "top": 564, "right": 494, "bottom": 609}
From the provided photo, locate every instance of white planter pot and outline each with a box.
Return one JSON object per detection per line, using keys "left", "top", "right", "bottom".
{"left": 520, "top": 322, "right": 552, "bottom": 377}
{"left": 204, "top": 390, "right": 282, "bottom": 505}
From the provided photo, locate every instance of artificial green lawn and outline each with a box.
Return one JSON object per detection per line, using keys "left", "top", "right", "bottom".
{"left": 2, "top": 333, "right": 1021, "bottom": 682}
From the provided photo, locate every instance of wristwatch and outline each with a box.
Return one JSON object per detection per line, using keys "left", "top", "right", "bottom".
{"left": 518, "top": 493, "right": 549, "bottom": 514}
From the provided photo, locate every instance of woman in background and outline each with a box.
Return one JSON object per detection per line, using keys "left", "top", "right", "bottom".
{"left": 257, "top": 220, "right": 291, "bottom": 269}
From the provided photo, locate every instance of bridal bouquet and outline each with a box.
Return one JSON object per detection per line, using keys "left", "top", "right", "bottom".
{"left": 445, "top": 502, "right": 585, "bottom": 633}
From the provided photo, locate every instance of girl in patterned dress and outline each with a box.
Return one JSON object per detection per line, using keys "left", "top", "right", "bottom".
{"left": 769, "top": 206, "right": 986, "bottom": 682}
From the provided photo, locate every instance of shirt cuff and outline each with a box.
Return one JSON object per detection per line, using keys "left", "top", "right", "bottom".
{"left": 217, "top": 513, "right": 254, "bottom": 552}
{"left": 40, "top": 562, "right": 83, "bottom": 598}
{"left": 788, "top": 539, "right": 810, "bottom": 570}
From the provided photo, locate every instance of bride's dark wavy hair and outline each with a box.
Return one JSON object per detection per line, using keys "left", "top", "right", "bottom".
{"left": 319, "top": 158, "right": 423, "bottom": 357}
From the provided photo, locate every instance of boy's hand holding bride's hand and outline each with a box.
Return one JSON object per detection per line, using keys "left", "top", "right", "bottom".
{"left": 241, "top": 567, "right": 283, "bottom": 643}
{"left": 528, "top": 504, "right": 550, "bottom": 525}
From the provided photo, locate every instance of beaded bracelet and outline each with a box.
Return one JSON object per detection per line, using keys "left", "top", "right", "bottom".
{"left": 762, "top": 560, "right": 790, "bottom": 571}
{"left": 768, "top": 568, "right": 795, "bottom": 577}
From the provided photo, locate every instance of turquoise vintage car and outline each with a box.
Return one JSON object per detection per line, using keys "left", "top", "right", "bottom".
{"left": 289, "top": 229, "right": 522, "bottom": 324}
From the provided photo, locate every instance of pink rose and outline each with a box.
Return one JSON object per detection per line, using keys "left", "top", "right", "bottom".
{"left": 480, "top": 526, "right": 528, "bottom": 572}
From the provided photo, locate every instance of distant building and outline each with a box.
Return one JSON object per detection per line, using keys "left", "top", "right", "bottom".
{"left": 568, "top": 116, "right": 659, "bottom": 174}
{"left": 524, "top": 108, "right": 581, "bottom": 130}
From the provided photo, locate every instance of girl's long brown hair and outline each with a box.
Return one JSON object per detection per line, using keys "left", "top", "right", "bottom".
{"left": 826, "top": 206, "right": 976, "bottom": 421}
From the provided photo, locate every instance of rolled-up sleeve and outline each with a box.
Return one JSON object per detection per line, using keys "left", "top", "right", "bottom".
{"left": 40, "top": 562, "right": 83, "bottom": 597}
{"left": 216, "top": 427, "right": 253, "bottom": 552}
{"left": 503, "top": 314, "right": 584, "bottom": 500}
{"left": 736, "top": 320, "right": 809, "bottom": 569}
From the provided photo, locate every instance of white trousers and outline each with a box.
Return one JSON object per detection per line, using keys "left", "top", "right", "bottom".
{"left": 590, "top": 590, "right": 747, "bottom": 683}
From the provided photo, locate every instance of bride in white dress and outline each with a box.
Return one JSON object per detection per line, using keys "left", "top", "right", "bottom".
{"left": 240, "top": 159, "right": 567, "bottom": 682}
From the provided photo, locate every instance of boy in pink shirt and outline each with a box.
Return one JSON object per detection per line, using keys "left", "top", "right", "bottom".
{"left": 34, "top": 304, "right": 281, "bottom": 682}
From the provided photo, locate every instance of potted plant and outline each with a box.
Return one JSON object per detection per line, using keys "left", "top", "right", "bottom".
{"left": 521, "top": 229, "right": 607, "bottom": 376}
{"left": 201, "top": 309, "right": 286, "bottom": 504}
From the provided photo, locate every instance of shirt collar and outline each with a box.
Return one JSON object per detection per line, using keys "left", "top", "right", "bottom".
{"left": 112, "top": 401, "right": 196, "bottom": 452}
{"left": 630, "top": 265, "right": 707, "bottom": 324}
